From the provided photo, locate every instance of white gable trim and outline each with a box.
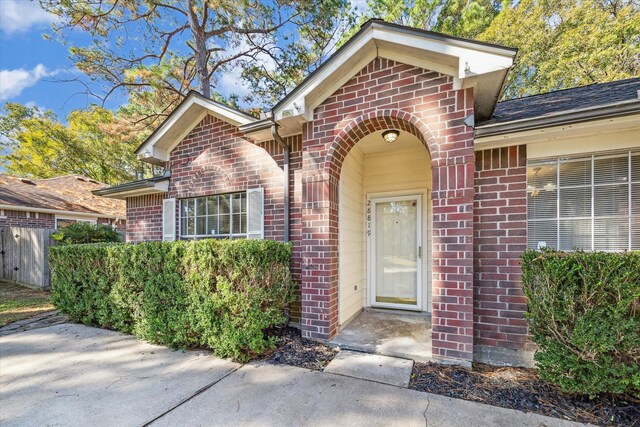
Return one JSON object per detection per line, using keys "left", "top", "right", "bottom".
{"left": 136, "top": 93, "right": 257, "bottom": 164}
{"left": 274, "top": 21, "right": 516, "bottom": 123}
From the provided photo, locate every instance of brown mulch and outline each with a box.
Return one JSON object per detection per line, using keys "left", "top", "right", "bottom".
{"left": 259, "top": 327, "right": 338, "bottom": 371}
{"left": 410, "top": 362, "right": 639, "bottom": 427}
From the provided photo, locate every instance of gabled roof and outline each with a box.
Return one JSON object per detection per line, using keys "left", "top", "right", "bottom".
{"left": 476, "top": 78, "right": 640, "bottom": 137}
{"left": 135, "top": 19, "right": 517, "bottom": 158}
{"left": 0, "top": 175, "right": 125, "bottom": 218}
{"left": 135, "top": 91, "right": 257, "bottom": 165}
{"left": 271, "top": 19, "right": 517, "bottom": 134}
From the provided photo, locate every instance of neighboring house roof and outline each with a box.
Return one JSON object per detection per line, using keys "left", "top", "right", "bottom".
{"left": 476, "top": 78, "right": 640, "bottom": 137}
{"left": 0, "top": 175, "right": 126, "bottom": 218}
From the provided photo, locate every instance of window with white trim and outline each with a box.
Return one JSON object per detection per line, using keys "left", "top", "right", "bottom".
{"left": 527, "top": 150, "right": 639, "bottom": 251}
{"left": 179, "top": 193, "right": 247, "bottom": 239}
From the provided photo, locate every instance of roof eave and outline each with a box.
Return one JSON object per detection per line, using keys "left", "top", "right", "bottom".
{"left": 0, "top": 204, "right": 123, "bottom": 220}
{"left": 134, "top": 92, "right": 258, "bottom": 164}
{"left": 475, "top": 100, "right": 640, "bottom": 139}
{"left": 92, "top": 176, "right": 170, "bottom": 200}
{"left": 271, "top": 20, "right": 516, "bottom": 126}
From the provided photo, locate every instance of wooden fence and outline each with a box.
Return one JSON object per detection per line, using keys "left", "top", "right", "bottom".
{"left": 0, "top": 227, "right": 55, "bottom": 289}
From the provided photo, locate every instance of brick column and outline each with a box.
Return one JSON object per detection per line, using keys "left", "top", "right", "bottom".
{"left": 299, "top": 152, "right": 340, "bottom": 339}
{"left": 431, "top": 156, "right": 476, "bottom": 363}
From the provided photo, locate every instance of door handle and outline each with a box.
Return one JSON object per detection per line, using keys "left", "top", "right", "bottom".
{"left": 418, "top": 246, "right": 422, "bottom": 259}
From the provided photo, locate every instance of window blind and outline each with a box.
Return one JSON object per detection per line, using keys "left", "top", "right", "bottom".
{"left": 527, "top": 150, "right": 639, "bottom": 251}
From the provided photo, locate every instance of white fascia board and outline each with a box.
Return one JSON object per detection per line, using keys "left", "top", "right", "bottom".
{"left": 376, "top": 47, "right": 458, "bottom": 78}
{"left": 302, "top": 51, "right": 377, "bottom": 121}
{"left": 96, "top": 180, "right": 170, "bottom": 200}
{"left": 372, "top": 27, "right": 513, "bottom": 79}
{"left": 0, "top": 204, "right": 120, "bottom": 220}
{"left": 474, "top": 114, "right": 640, "bottom": 150}
{"left": 273, "top": 25, "right": 514, "bottom": 125}
{"left": 191, "top": 97, "right": 255, "bottom": 127}
{"left": 274, "top": 27, "right": 376, "bottom": 122}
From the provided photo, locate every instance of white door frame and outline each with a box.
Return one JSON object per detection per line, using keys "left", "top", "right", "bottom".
{"left": 368, "top": 193, "right": 423, "bottom": 311}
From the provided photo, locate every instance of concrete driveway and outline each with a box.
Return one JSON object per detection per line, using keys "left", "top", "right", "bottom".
{"left": 0, "top": 323, "right": 589, "bottom": 427}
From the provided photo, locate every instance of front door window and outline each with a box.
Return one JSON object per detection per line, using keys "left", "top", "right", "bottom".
{"left": 371, "top": 196, "right": 421, "bottom": 309}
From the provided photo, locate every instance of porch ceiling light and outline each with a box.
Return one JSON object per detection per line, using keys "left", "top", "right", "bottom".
{"left": 382, "top": 130, "right": 400, "bottom": 143}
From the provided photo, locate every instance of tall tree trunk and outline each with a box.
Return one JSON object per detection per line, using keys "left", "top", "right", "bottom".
{"left": 186, "top": 1, "right": 211, "bottom": 97}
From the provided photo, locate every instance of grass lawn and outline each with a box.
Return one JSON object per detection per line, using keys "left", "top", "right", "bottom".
{"left": 0, "top": 281, "right": 53, "bottom": 327}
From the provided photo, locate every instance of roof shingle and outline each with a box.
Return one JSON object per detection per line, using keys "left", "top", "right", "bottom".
{"left": 0, "top": 175, "right": 125, "bottom": 218}
{"left": 480, "top": 77, "right": 640, "bottom": 126}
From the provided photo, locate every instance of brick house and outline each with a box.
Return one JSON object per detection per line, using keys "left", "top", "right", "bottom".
{"left": 96, "top": 20, "right": 640, "bottom": 366}
{"left": 0, "top": 174, "right": 126, "bottom": 230}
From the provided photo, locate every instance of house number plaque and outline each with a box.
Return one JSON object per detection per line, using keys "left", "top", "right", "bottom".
{"left": 366, "top": 200, "right": 371, "bottom": 237}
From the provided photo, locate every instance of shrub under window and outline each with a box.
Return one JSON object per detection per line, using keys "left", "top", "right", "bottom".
{"left": 521, "top": 249, "right": 640, "bottom": 397}
{"left": 49, "top": 239, "right": 293, "bottom": 362}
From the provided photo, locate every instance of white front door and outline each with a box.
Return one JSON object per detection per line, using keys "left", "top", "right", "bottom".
{"left": 369, "top": 195, "right": 422, "bottom": 310}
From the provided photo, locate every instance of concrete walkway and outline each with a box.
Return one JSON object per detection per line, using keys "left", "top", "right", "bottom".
{"left": 0, "top": 323, "right": 591, "bottom": 427}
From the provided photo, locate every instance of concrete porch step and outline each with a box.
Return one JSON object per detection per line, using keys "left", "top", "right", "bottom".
{"left": 328, "top": 310, "right": 433, "bottom": 363}
{"left": 324, "top": 350, "right": 414, "bottom": 388}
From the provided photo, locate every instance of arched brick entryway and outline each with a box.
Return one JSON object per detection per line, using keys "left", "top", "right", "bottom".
{"left": 299, "top": 57, "right": 476, "bottom": 363}
{"left": 301, "top": 115, "right": 475, "bottom": 363}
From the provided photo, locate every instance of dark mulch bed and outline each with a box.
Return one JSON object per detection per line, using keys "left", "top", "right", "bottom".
{"left": 410, "top": 362, "right": 639, "bottom": 426}
{"left": 258, "top": 327, "right": 338, "bottom": 371}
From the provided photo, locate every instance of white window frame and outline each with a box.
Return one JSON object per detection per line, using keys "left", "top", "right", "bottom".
{"left": 527, "top": 149, "right": 639, "bottom": 252}
{"left": 179, "top": 192, "right": 248, "bottom": 239}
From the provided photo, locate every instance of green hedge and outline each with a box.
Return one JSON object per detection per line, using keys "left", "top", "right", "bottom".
{"left": 521, "top": 249, "right": 640, "bottom": 397}
{"left": 51, "top": 222, "right": 122, "bottom": 245}
{"left": 49, "top": 239, "right": 293, "bottom": 361}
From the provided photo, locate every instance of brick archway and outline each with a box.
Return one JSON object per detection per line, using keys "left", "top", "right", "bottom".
{"left": 324, "top": 110, "right": 438, "bottom": 177}
{"left": 300, "top": 57, "right": 476, "bottom": 364}
{"left": 301, "top": 111, "right": 476, "bottom": 364}
{"left": 176, "top": 163, "right": 233, "bottom": 198}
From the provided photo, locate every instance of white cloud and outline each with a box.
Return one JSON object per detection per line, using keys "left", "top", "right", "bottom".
{"left": 219, "top": 70, "right": 251, "bottom": 98}
{"left": 0, "top": 64, "right": 52, "bottom": 100}
{"left": 0, "top": 0, "right": 57, "bottom": 35}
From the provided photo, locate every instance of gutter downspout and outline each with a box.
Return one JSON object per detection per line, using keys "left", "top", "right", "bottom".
{"left": 271, "top": 124, "right": 290, "bottom": 242}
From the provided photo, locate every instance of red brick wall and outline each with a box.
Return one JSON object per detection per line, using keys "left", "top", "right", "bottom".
{"left": 166, "top": 115, "right": 301, "bottom": 242}
{"left": 126, "top": 194, "right": 164, "bottom": 242}
{"left": 473, "top": 145, "right": 532, "bottom": 354}
{"left": 302, "top": 57, "right": 476, "bottom": 363}
{"left": 0, "top": 210, "right": 55, "bottom": 228}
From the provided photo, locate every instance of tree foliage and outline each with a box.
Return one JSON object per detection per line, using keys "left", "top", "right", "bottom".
{"left": 346, "top": 0, "right": 502, "bottom": 40}
{"left": 0, "top": 102, "right": 147, "bottom": 185}
{"left": 480, "top": 0, "right": 640, "bottom": 98}
{"left": 52, "top": 222, "right": 123, "bottom": 245}
{"left": 41, "top": 0, "right": 356, "bottom": 127}
{"left": 351, "top": 0, "right": 639, "bottom": 98}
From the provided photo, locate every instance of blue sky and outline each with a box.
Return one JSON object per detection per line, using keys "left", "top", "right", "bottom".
{"left": 0, "top": 0, "right": 125, "bottom": 116}
{"left": 0, "top": 0, "right": 368, "bottom": 119}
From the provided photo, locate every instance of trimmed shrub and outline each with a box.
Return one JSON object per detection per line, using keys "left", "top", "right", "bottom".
{"left": 52, "top": 222, "right": 122, "bottom": 245}
{"left": 521, "top": 249, "right": 640, "bottom": 397}
{"left": 49, "top": 239, "right": 293, "bottom": 361}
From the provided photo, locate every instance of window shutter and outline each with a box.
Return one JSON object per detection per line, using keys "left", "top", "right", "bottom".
{"left": 162, "top": 198, "right": 176, "bottom": 241}
{"left": 246, "top": 188, "right": 264, "bottom": 239}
